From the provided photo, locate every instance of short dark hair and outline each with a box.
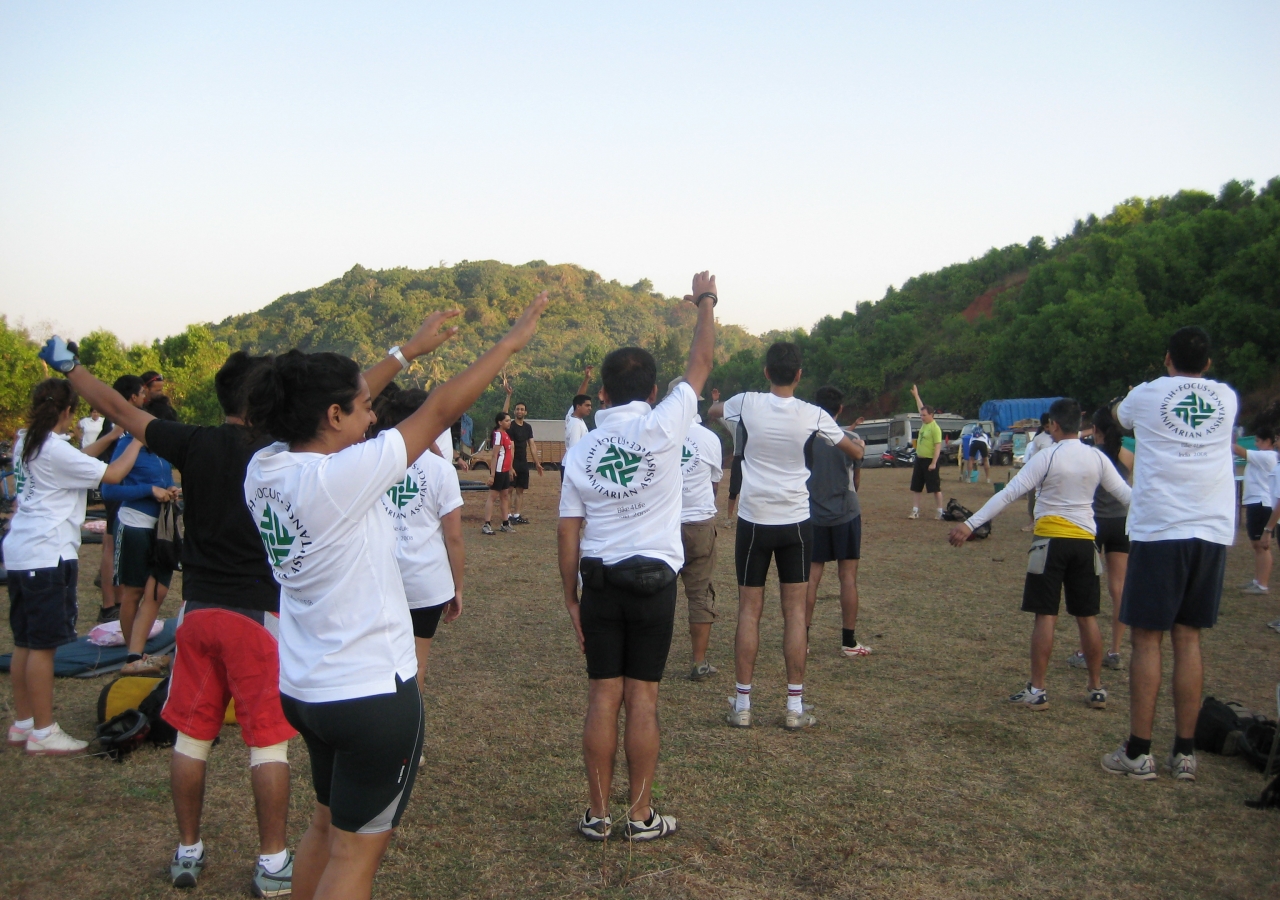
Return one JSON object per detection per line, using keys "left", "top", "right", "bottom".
{"left": 373, "top": 386, "right": 427, "bottom": 434}
{"left": 1168, "top": 326, "right": 1211, "bottom": 374}
{"left": 764, "top": 342, "right": 802, "bottom": 386}
{"left": 572, "top": 394, "right": 592, "bottom": 410}
{"left": 145, "top": 395, "right": 179, "bottom": 423}
{"left": 494, "top": 411, "right": 510, "bottom": 427}
{"left": 920, "top": 405, "right": 934, "bottom": 416}
{"left": 1040, "top": 413, "right": 1051, "bottom": 426}
{"left": 813, "top": 385, "right": 843, "bottom": 417}
{"left": 113, "top": 375, "right": 144, "bottom": 401}
{"left": 1257, "top": 425, "right": 1277, "bottom": 443}
{"left": 514, "top": 402, "right": 527, "bottom": 411}
{"left": 1048, "top": 398, "right": 1081, "bottom": 434}
{"left": 140, "top": 370, "right": 163, "bottom": 387}
{"left": 601, "top": 347, "right": 657, "bottom": 405}
{"left": 215, "top": 351, "right": 273, "bottom": 417}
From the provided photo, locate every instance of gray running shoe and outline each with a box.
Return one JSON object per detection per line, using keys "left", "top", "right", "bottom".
{"left": 1007, "top": 682, "right": 1049, "bottom": 710}
{"left": 171, "top": 850, "right": 206, "bottom": 889}
{"left": 688, "top": 660, "right": 718, "bottom": 681}
{"left": 1165, "top": 751, "right": 1197, "bottom": 782}
{"left": 251, "top": 850, "right": 293, "bottom": 898}
{"left": 1101, "top": 746, "right": 1156, "bottom": 780}
{"left": 500, "top": 522, "right": 516, "bottom": 534}
{"left": 1103, "top": 651, "right": 1122, "bottom": 670}
{"left": 1242, "top": 582, "right": 1270, "bottom": 595}
{"left": 577, "top": 808, "right": 612, "bottom": 841}
{"left": 725, "top": 698, "right": 751, "bottom": 728}
{"left": 1066, "top": 650, "right": 1087, "bottom": 669}
{"left": 1087, "top": 687, "right": 1108, "bottom": 710}
{"left": 1269, "top": 618, "right": 1280, "bottom": 633}
{"left": 783, "top": 708, "right": 818, "bottom": 731}
{"left": 481, "top": 522, "right": 495, "bottom": 535}
{"left": 623, "top": 808, "right": 677, "bottom": 842}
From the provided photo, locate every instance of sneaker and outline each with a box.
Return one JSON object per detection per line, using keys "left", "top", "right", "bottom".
{"left": 514, "top": 515, "right": 531, "bottom": 525}
{"left": 1101, "top": 745, "right": 1157, "bottom": 780}
{"left": 688, "top": 660, "right": 718, "bottom": 681}
{"left": 906, "top": 509, "right": 919, "bottom": 520}
{"left": 1165, "top": 751, "right": 1197, "bottom": 782}
{"left": 171, "top": 849, "right": 206, "bottom": 889}
{"left": 481, "top": 522, "right": 495, "bottom": 535}
{"left": 783, "top": 708, "right": 818, "bottom": 731}
{"left": 1007, "top": 683, "right": 1049, "bottom": 711}
{"left": 121, "top": 654, "right": 169, "bottom": 676}
{"left": 1103, "top": 651, "right": 1122, "bottom": 670}
{"left": 25, "top": 723, "right": 88, "bottom": 756}
{"left": 1269, "top": 618, "right": 1280, "bottom": 633}
{"left": 7, "top": 723, "right": 32, "bottom": 748}
{"left": 725, "top": 698, "right": 751, "bottom": 728}
{"left": 500, "top": 522, "right": 516, "bottom": 534}
{"left": 935, "top": 509, "right": 946, "bottom": 520}
{"left": 96, "top": 605, "right": 119, "bottom": 623}
{"left": 841, "top": 642, "right": 872, "bottom": 657}
{"left": 1087, "top": 687, "right": 1108, "bottom": 710}
{"left": 1242, "top": 582, "right": 1270, "bottom": 595}
{"left": 623, "top": 808, "right": 677, "bottom": 842}
{"left": 251, "top": 850, "right": 293, "bottom": 898}
{"left": 1066, "top": 650, "right": 1087, "bottom": 669}
{"left": 577, "top": 808, "right": 612, "bottom": 841}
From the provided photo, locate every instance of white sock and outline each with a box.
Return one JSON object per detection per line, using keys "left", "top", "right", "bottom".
{"left": 14, "top": 717, "right": 34, "bottom": 731}
{"left": 787, "top": 684, "right": 804, "bottom": 714}
{"left": 32, "top": 723, "right": 56, "bottom": 741}
{"left": 177, "top": 840, "right": 204, "bottom": 860}
{"left": 258, "top": 849, "right": 289, "bottom": 874}
{"left": 912, "top": 506, "right": 919, "bottom": 513}
{"left": 734, "top": 683, "right": 752, "bottom": 712}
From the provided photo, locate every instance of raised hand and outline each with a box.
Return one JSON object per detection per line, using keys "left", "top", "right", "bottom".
{"left": 403, "top": 310, "right": 462, "bottom": 359}
{"left": 683, "top": 271, "right": 718, "bottom": 306}
{"left": 502, "top": 291, "right": 551, "bottom": 352}
{"left": 39, "top": 336, "right": 78, "bottom": 374}
{"left": 710, "top": 388, "right": 720, "bottom": 402}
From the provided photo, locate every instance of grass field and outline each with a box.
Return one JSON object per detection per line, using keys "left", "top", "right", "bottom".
{"left": 2, "top": 465, "right": 1278, "bottom": 899}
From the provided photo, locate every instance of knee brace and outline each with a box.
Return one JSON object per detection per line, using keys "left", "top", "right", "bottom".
{"left": 174, "top": 733, "right": 214, "bottom": 762}
{"left": 249, "top": 741, "right": 290, "bottom": 768}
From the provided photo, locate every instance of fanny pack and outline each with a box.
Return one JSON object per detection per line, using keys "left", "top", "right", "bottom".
{"left": 580, "top": 556, "right": 677, "bottom": 596}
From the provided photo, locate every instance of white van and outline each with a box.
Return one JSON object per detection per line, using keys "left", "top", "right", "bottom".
{"left": 851, "top": 418, "right": 891, "bottom": 468}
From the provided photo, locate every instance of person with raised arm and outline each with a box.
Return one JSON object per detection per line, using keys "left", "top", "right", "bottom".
{"left": 906, "top": 384, "right": 944, "bottom": 520}
{"left": 558, "top": 273, "right": 716, "bottom": 842}
{"left": 243, "top": 296, "right": 546, "bottom": 900}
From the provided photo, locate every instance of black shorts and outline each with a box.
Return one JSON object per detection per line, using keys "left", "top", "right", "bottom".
{"left": 1094, "top": 516, "right": 1130, "bottom": 555}
{"left": 512, "top": 464, "right": 531, "bottom": 490}
{"left": 1245, "top": 503, "right": 1274, "bottom": 542}
{"left": 1121, "top": 538, "right": 1226, "bottom": 631}
{"left": 490, "top": 471, "right": 511, "bottom": 491}
{"left": 7, "top": 559, "right": 79, "bottom": 650}
{"left": 579, "top": 578, "right": 677, "bottom": 682}
{"left": 735, "top": 519, "right": 813, "bottom": 586}
{"left": 410, "top": 603, "right": 446, "bottom": 639}
{"left": 968, "top": 443, "right": 988, "bottom": 460}
{"left": 728, "top": 456, "right": 743, "bottom": 501}
{"left": 113, "top": 522, "right": 174, "bottom": 589}
{"left": 1021, "top": 537, "right": 1100, "bottom": 618}
{"left": 909, "top": 456, "right": 941, "bottom": 494}
{"left": 812, "top": 516, "right": 861, "bottom": 564}
{"left": 104, "top": 500, "right": 121, "bottom": 535}
{"left": 280, "top": 676, "right": 423, "bottom": 834}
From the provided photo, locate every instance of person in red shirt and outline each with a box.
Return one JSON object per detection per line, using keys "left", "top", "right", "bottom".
{"left": 482, "top": 412, "right": 515, "bottom": 534}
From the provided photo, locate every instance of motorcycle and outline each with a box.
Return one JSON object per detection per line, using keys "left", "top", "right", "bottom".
{"left": 882, "top": 447, "right": 917, "bottom": 468}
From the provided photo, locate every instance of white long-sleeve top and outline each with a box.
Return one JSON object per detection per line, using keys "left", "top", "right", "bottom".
{"left": 966, "top": 438, "right": 1131, "bottom": 536}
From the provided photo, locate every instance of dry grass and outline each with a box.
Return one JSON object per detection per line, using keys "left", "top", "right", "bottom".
{"left": 2, "top": 466, "right": 1278, "bottom": 899}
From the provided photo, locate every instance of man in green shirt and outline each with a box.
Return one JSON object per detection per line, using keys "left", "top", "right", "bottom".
{"left": 907, "top": 384, "right": 944, "bottom": 519}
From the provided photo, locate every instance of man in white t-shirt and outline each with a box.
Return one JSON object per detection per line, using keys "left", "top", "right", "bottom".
{"left": 668, "top": 377, "right": 724, "bottom": 682}
{"left": 78, "top": 411, "right": 104, "bottom": 448}
{"left": 1264, "top": 461, "right": 1280, "bottom": 631}
{"left": 558, "top": 272, "right": 717, "bottom": 843}
{"left": 1101, "top": 327, "right": 1238, "bottom": 783}
{"left": 1021, "top": 415, "right": 1053, "bottom": 531}
{"left": 1233, "top": 425, "right": 1277, "bottom": 595}
{"left": 708, "top": 343, "right": 864, "bottom": 731}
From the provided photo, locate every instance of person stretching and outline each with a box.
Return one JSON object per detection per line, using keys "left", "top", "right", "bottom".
{"left": 505, "top": 393, "right": 543, "bottom": 525}
{"left": 1234, "top": 424, "right": 1277, "bottom": 595}
{"left": 482, "top": 411, "right": 515, "bottom": 534}
{"left": 906, "top": 384, "right": 943, "bottom": 519}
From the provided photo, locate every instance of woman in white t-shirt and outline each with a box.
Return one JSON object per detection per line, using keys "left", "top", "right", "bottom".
{"left": 78, "top": 411, "right": 104, "bottom": 448}
{"left": 1234, "top": 424, "right": 1277, "bottom": 594}
{"left": 242, "top": 298, "right": 546, "bottom": 900}
{"left": 4, "top": 380, "right": 141, "bottom": 756}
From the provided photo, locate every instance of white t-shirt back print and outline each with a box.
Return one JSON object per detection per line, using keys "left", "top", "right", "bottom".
{"left": 381, "top": 448, "right": 463, "bottom": 608}
{"left": 3, "top": 431, "right": 108, "bottom": 570}
{"left": 680, "top": 416, "right": 722, "bottom": 523}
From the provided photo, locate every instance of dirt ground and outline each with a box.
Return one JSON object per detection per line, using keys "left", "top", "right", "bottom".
{"left": 1, "top": 465, "right": 1278, "bottom": 899}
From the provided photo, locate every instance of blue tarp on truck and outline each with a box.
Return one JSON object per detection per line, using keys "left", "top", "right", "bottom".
{"left": 979, "top": 398, "right": 1064, "bottom": 433}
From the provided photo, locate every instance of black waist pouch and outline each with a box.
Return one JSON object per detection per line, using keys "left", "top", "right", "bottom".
{"left": 581, "top": 556, "right": 677, "bottom": 596}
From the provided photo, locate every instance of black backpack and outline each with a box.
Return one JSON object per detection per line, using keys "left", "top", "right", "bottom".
{"left": 137, "top": 675, "right": 177, "bottom": 747}
{"left": 943, "top": 498, "right": 992, "bottom": 539}
{"left": 1240, "top": 719, "right": 1279, "bottom": 775}
{"left": 94, "top": 709, "right": 150, "bottom": 761}
{"left": 1195, "top": 696, "right": 1244, "bottom": 755}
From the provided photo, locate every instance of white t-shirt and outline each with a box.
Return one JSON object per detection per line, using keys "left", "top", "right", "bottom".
{"left": 3, "top": 431, "right": 107, "bottom": 570}
{"left": 721, "top": 392, "right": 846, "bottom": 525}
{"left": 1271, "top": 463, "right": 1280, "bottom": 508}
{"left": 1024, "top": 430, "right": 1052, "bottom": 462}
{"left": 1116, "top": 375, "right": 1238, "bottom": 545}
{"left": 564, "top": 407, "right": 588, "bottom": 450}
{"left": 79, "top": 416, "right": 104, "bottom": 448}
{"left": 559, "top": 382, "right": 698, "bottom": 573}
{"left": 680, "top": 415, "right": 723, "bottom": 523}
{"left": 1242, "top": 449, "right": 1278, "bottom": 506}
{"left": 244, "top": 428, "right": 418, "bottom": 703}
{"left": 380, "top": 448, "right": 463, "bottom": 608}
{"left": 434, "top": 429, "right": 453, "bottom": 462}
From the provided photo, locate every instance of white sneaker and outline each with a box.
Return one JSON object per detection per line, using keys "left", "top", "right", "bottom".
{"left": 1242, "top": 582, "right": 1270, "bottom": 595}
{"left": 1101, "top": 745, "right": 1156, "bottom": 780}
{"left": 725, "top": 698, "right": 752, "bottom": 728}
{"left": 1268, "top": 618, "right": 1280, "bottom": 633}
{"left": 936, "top": 509, "right": 946, "bottom": 520}
{"left": 7, "top": 723, "right": 32, "bottom": 748}
{"left": 841, "top": 642, "right": 872, "bottom": 657}
{"left": 1165, "top": 751, "right": 1197, "bottom": 782}
{"left": 906, "top": 509, "right": 920, "bottom": 520}
{"left": 783, "top": 708, "right": 818, "bottom": 731}
{"left": 25, "top": 723, "right": 88, "bottom": 756}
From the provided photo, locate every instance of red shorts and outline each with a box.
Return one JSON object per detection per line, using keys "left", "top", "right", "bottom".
{"left": 162, "top": 607, "right": 296, "bottom": 747}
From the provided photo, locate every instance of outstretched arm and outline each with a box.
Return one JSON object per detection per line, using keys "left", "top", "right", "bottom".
{"left": 101, "top": 437, "right": 143, "bottom": 485}
{"left": 395, "top": 293, "right": 550, "bottom": 462}
{"left": 364, "top": 310, "right": 462, "bottom": 400}
{"left": 575, "top": 366, "right": 593, "bottom": 398}
{"left": 836, "top": 435, "right": 865, "bottom": 461}
{"left": 681, "top": 271, "right": 718, "bottom": 398}
{"left": 501, "top": 375, "right": 512, "bottom": 414}
{"left": 82, "top": 424, "right": 126, "bottom": 459}
{"left": 63, "top": 366, "right": 156, "bottom": 446}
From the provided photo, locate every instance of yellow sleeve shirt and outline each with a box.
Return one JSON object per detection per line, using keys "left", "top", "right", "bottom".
{"left": 916, "top": 421, "right": 943, "bottom": 459}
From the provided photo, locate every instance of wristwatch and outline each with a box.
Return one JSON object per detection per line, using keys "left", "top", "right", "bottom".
{"left": 388, "top": 346, "right": 409, "bottom": 369}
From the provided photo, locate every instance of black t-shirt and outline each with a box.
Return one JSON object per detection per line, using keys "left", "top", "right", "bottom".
{"left": 145, "top": 420, "right": 279, "bottom": 613}
{"left": 508, "top": 420, "right": 535, "bottom": 465}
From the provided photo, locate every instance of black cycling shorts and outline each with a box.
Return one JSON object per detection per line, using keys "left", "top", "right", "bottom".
{"left": 909, "top": 455, "right": 941, "bottom": 494}
{"left": 735, "top": 519, "right": 813, "bottom": 586}
{"left": 1121, "top": 538, "right": 1226, "bottom": 631}
{"left": 511, "top": 465, "right": 531, "bottom": 490}
{"left": 410, "top": 604, "right": 446, "bottom": 639}
{"left": 1245, "top": 503, "right": 1274, "bottom": 542}
{"left": 579, "top": 578, "right": 677, "bottom": 682}
{"left": 1021, "top": 537, "right": 1101, "bottom": 618}
{"left": 1094, "top": 516, "right": 1130, "bottom": 555}
{"left": 968, "top": 443, "right": 988, "bottom": 460}
{"left": 280, "top": 676, "right": 424, "bottom": 834}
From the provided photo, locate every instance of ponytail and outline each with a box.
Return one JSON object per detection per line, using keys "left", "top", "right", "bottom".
{"left": 1091, "top": 406, "right": 1123, "bottom": 463}
{"left": 22, "top": 379, "right": 77, "bottom": 468}
{"left": 245, "top": 349, "right": 361, "bottom": 444}
{"left": 371, "top": 384, "right": 428, "bottom": 436}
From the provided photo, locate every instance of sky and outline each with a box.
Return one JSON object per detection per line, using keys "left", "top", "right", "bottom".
{"left": 1, "top": 2, "right": 1277, "bottom": 344}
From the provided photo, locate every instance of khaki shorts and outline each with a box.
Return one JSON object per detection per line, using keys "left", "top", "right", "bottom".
{"left": 680, "top": 518, "right": 718, "bottom": 625}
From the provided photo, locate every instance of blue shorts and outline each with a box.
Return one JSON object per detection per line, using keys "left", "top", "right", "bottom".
{"left": 811, "top": 517, "right": 862, "bottom": 564}
{"left": 1120, "top": 538, "right": 1226, "bottom": 631}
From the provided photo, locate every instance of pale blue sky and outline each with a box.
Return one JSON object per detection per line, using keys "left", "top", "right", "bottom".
{"left": 1, "top": 2, "right": 1276, "bottom": 343}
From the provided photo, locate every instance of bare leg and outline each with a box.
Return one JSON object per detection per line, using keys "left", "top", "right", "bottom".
{"left": 780, "top": 582, "right": 809, "bottom": 685}
{"left": 1170, "top": 624, "right": 1203, "bottom": 741}
{"left": 100, "top": 533, "right": 117, "bottom": 610}
{"left": 291, "top": 805, "right": 331, "bottom": 900}
{"left": 982, "top": 457, "right": 990, "bottom": 482}
{"left": 931, "top": 491, "right": 944, "bottom": 512}
{"left": 1029, "top": 613, "right": 1056, "bottom": 690}
{"left": 1253, "top": 538, "right": 1273, "bottom": 588}
{"left": 512, "top": 487, "right": 524, "bottom": 516}
{"left": 1076, "top": 615, "right": 1103, "bottom": 691}
{"left": 689, "top": 623, "right": 711, "bottom": 667}
{"left": 909, "top": 490, "right": 922, "bottom": 511}
{"left": 734, "top": 586, "right": 766, "bottom": 685}
{"left": 250, "top": 761, "right": 290, "bottom": 855}
{"left": 314, "top": 825, "right": 393, "bottom": 900}
{"left": 622, "top": 678, "right": 660, "bottom": 819}
{"left": 11, "top": 647, "right": 56, "bottom": 728}
{"left": 483, "top": 491, "right": 495, "bottom": 523}
{"left": 837, "top": 559, "right": 860, "bottom": 630}
{"left": 500, "top": 489, "right": 510, "bottom": 522}
{"left": 127, "top": 577, "right": 164, "bottom": 655}
{"left": 1128, "top": 627, "right": 1164, "bottom": 740}
{"left": 583, "top": 677, "right": 624, "bottom": 818}
{"left": 171, "top": 751, "right": 207, "bottom": 845}
{"left": 1106, "top": 552, "right": 1128, "bottom": 656}
{"left": 805, "top": 562, "right": 825, "bottom": 630}
{"left": 413, "top": 636, "right": 434, "bottom": 693}
{"left": 117, "top": 585, "right": 145, "bottom": 653}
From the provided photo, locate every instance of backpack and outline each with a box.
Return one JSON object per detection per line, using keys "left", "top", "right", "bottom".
{"left": 1195, "top": 696, "right": 1244, "bottom": 755}
{"left": 94, "top": 709, "right": 150, "bottom": 761}
{"left": 152, "top": 500, "right": 183, "bottom": 572}
{"left": 1239, "top": 719, "right": 1279, "bottom": 775}
{"left": 943, "top": 498, "right": 992, "bottom": 539}
{"left": 137, "top": 675, "right": 178, "bottom": 747}
{"left": 97, "top": 675, "right": 163, "bottom": 724}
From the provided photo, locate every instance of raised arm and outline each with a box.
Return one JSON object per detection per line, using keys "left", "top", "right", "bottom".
{"left": 363, "top": 309, "right": 462, "bottom": 400}
{"left": 395, "top": 293, "right": 549, "bottom": 462}
{"left": 836, "top": 435, "right": 865, "bottom": 461}
{"left": 911, "top": 384, "right": 925, "bottom": 414}
{"left": 43, "top": 343, "right": 157, "bottom": 443}
{"left": 501, "top": 375, "right": 512, "bottom": 414}
{"left": 101, "top": 436, "right": 143, "bottom": 485}
{"left": 82, "top": 424, "right": 126, "bottom": 459}
{"left": 681, "top": 271, "right": 718, "bottom": 397}
{"left": 575, "top": 366, "right": 593, "bottom": 398}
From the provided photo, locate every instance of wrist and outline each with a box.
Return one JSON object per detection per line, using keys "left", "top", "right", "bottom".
{"left": 388, "top": 345, "right": 411, "bottom": 368}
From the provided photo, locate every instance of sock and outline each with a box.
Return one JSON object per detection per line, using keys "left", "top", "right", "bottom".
{"left": 842, "top": 628, "right": 855, "bottom": 648}
{"left": 258, "top": 848, "right": 289, "bottom": 874}
{"left": 126, "top": 652, "right": 143, "bottom": 663}
{"left": 787, "top": 684, "right": 804, "bottom": 714}
{"left": 912, "top": 506, "right": 919, "bottom": 513}
{"left": 1126, "top": 735, "right": 1152, "bottom": 760}
{"left": 734, "top": 683, "right": 752, "bottom": 712}
{"left": 1173, "top": 735, "right": 1195, "bottom": 757}
{"left": 177, "top": 840, "right": 204, "bottom": 860}
{"left": 14, "top": 717, "right": 34, "bottom": 731}
{"left": 32, "top": 723, "right": 56, "bottom": 741}
{"left": 1027, "top": 685, "right": 1045, "bottom": 696}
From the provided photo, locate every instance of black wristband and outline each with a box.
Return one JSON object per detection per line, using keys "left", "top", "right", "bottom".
{"left": 696, "top": 292, "right": 718, "bottom": 307}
